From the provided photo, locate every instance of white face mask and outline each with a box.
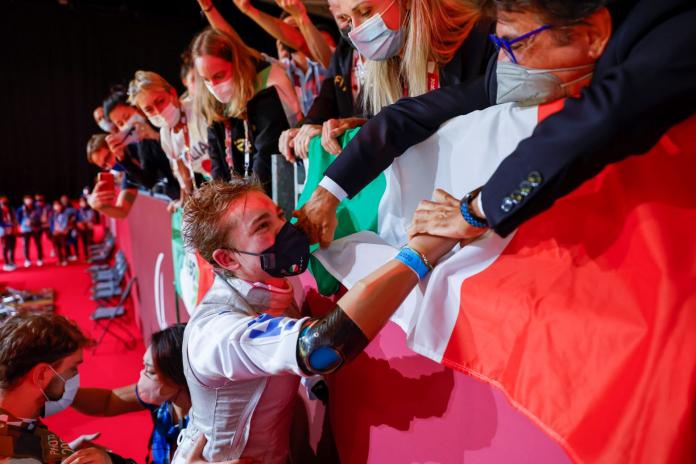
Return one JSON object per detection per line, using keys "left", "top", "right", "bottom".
{"left": 136, "top": 369, "right": 179, "bottom": 406}
{"left": 97, "top": 118, "right": 115, "bottom": 133}
{"left": 348, "top": 0, "right": 403, "bottom": 61}
{"left": 496, "top": 61, "right": 595, "bottom": 106}
{"left": 124, "top": 112, "right": 146, "bottom": 130}
{"left": 148, "top": 102, "right": 181, "bottom": 129}
{"left": 44, "top": 373, "right": 80, "bottom": 417}
{"left": 205, "top": 78, "right": 235, "bottom": 104}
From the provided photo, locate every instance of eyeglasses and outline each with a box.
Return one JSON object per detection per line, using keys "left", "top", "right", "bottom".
{"left": 489, "top": 24, "right": 553, "bottom": 64}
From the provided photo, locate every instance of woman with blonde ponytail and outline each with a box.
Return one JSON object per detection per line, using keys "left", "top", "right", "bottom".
{"left": 320, "top": 0, "right": 493, "bottom": 140}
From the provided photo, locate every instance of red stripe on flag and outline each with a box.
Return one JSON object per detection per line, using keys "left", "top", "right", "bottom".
{"left": 442, "top": 109, "right": 696, "bottom": 462}
{"left": 195, "top": 253, "right": 215, "bottom": 305}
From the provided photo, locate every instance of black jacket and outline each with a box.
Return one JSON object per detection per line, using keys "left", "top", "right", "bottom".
{"left": 326, "top": 0, "right": 696, "bottom": 236}
{"left": 208, "top": 86, "right": 289, "bottom": 194}
{"left": 302, "top": 19, "right": 495, "bottom": 125}
{"left": 121, "top": 139, "right": 180, "bottom": 201}
{"left": 302, "top": 37, "right": 359, "bottom": 125}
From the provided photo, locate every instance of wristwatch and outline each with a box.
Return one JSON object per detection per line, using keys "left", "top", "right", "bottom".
{"left": 460, "top": 187, "right": 489, "bottom": 229}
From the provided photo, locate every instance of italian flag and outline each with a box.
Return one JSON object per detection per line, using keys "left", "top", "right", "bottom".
{"left": 315, "top": 100, "right": 696, "bottom": 463}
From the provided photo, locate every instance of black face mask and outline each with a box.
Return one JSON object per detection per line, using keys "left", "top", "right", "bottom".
{"left": 234, "top": 222, "right": 310, "bottom": 277}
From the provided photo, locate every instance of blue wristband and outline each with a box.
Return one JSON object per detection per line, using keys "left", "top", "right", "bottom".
{"left": 394, "top": 247, "right": 432, "bottom": 280}
{"left": 460, "top": 188, "right": 488, "bottom": 229}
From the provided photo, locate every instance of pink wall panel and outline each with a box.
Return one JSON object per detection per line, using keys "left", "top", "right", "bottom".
{"left": 329, "top": 322, "right": 571, "bottom": 464}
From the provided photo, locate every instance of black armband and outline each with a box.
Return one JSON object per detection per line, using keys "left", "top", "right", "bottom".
{"left": 296, "top": 306, "right": 369, "bottom": 375}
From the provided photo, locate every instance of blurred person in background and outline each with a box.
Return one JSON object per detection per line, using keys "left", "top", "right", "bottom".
{"left": 50, "top": 200, "right": 71, "bottom": 266}
{"left": 16, "top": 195, "right": 43, "bottom": 268}
{"left": 227, "top": 0, "right": 335, "bottom": 69}
{"left": 34, "top": 194, "right": 53, "bottom": 258}
{"left": 0, "top": 196, "right": 17, "bottom": 271}
{"left": 76, "top": 196, "right": 96, "bottom": 259}
{"left": 60, "top": 195, "right": 79, "bottom": 262}
{"left": 274, "top": 11, "right": 334, "bottom": 115}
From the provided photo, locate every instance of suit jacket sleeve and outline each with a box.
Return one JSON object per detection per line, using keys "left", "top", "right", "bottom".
{"left": 483, "top": 3, "right": 696, "bottom": 236}
{"left": 324, "top": 75, "right": 491, "bottom": 198}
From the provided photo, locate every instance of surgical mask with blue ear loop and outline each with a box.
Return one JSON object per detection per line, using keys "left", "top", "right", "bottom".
{"left": 496, "top": 61, "right": 595, "bottom": 106}
{"left": 348, "top": 0, "right": 404, "bottom": 61}
{"left": 42, "top": 369, "right": 80, "bottom": 417}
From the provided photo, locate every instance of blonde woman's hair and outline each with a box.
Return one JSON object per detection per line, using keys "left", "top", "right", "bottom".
{"left": 127, "top": 70, "right": 175, "bottom": 105}
{"left": 362, "top": 0, "right": 481, "bottom": 115}
{"left": 191, "top": 28, "right": 261, "bottom": 123}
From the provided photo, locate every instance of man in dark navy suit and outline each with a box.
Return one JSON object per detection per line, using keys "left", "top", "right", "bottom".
{"left": 295, "top": 0, "right": 696, "bottom": 246}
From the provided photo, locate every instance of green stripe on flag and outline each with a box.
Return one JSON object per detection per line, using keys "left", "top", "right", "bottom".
{"left": 297, "top": 127, "right": 386, "bottom": 295}
{"left": 171, "top": 207, "right": 185, "bottom": 297}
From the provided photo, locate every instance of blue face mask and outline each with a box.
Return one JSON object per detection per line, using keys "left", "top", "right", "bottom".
{"left": 348, "top": 0, "right": 403, "bottom": 61}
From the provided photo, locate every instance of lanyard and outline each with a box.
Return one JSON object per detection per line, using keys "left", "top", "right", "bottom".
{"left": 224, "top": 119, "right": 253, "bottom": 179}
{"left": 243, "top": 119, "right": 252, "bottom": 178}
{"left": 403, "top": 61, "right": 440, "bottom": 97}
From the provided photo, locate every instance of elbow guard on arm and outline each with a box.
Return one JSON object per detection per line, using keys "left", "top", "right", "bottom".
{"left": 296, "top": 306, "right": 369, "bottom": 375}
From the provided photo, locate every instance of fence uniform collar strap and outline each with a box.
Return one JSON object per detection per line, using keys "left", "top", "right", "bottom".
{"left": 221, "top": 275, "right": 298, "bottom": 317}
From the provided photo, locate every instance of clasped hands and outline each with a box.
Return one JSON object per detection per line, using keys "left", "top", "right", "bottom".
{"left": 293, "top": 187, "right": 488, "bottom": 264}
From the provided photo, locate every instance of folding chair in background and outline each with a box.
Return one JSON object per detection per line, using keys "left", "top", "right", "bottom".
{"left": 90, "top": 276, "right": 138, "bottom": 352}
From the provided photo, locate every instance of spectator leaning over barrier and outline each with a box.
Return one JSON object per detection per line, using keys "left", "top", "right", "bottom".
{"left": 86, "top": 134, "right": 139, "bottom": 219}
{"left": 278, "top": 0, "right": 362, "bottom": 161}
{"left": 172, "top": 178, "right": 455, "bottom": 463}
{"left": 195, "top": 0, "right": 303, "bottom": 127}
{"left": 281, "top": 0, "right": 494, "bottom": 160}
{"left": 103, "top": 87, "right": 181, "bottom": 202}
{"left": 199, "top": 0, "right": 334, "bottom": 116}
{"left": 94, "top": 105, "right": 117, "bottom": 134}
{"left": 295, "top": 0, "right": 696, "bottom": 247}
{"left": 0, "top": 313, "right": 136, "bottom": 464}
{"left": 128, "top": 70, "right": 214, "bottom": 208}
{"left": 190, "top": 27, "right": 294, "bottom": 194}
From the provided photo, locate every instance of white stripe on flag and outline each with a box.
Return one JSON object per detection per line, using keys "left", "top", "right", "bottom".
{"left": 315, "top": 102, "right": 540, "bottom": 361}
{"left": 378, "top": 102, "right": 539, "bottom": 247}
